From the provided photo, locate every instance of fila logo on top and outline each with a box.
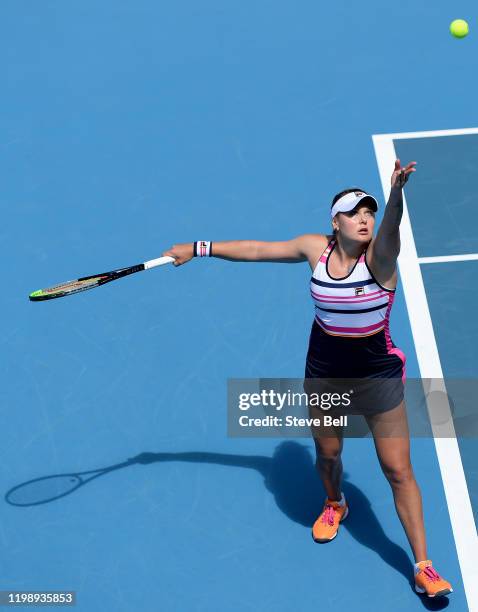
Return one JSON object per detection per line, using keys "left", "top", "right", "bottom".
{"left": 355, "top": 287, "right": 364, "bottom": 296}
{"left": 354, "top": 191, "right": 365, "bottom": 197}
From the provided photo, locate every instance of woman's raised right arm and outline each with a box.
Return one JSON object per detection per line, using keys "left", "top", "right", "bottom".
{"left": 162, "top": 235, "right": 327, "bottom": 267}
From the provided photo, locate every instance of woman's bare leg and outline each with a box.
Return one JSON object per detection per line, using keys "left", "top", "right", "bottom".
{"left": 311, "top": 416, "right": 344, "bottom": 501}
{"left": 365, "top": 401, "right": 427, "bottom": 562}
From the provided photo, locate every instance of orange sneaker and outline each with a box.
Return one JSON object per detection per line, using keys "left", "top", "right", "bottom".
{"left": 312, "top": 496, "right": 348, "bottom": 543}
{"left": 414, "top": 560, "right": 453, "bottom": 598}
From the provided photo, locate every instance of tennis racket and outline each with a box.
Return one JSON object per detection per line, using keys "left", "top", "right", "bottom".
{"left": 29, "top": 255, "right": 175, "bottom": 301}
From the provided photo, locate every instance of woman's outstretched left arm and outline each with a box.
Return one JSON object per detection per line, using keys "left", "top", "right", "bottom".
{"left": 369, "top": 159, "right": 417, "bottom": 275}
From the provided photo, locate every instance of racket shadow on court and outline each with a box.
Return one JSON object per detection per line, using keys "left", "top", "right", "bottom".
{"left": 5, "top": 442, "right": 418, "bottom": 587}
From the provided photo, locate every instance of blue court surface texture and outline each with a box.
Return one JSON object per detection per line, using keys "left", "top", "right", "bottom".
{"left": 1, "top": 2, "right": 477, "bottom": 611}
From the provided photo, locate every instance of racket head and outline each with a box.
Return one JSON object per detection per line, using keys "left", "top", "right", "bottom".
{"left": 5, "top": 474, "right": 84, "bottom": 506}
{"left": 29, "top": 274, "right": 111, "bottom": 301}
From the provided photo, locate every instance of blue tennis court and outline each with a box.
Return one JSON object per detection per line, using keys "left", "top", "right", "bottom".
{"left": 2, "top": 1, "right": 477, "bottom": 610}
{"left": 393, "top": 132, "right": 478, "bottom": 529}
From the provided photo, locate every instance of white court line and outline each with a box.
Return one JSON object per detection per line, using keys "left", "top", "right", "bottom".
{"left": 419, "top": 253, "right": 478, "bottom": 264}
{"left": 373, "top": 127, "right": 478, "bottom": 140}
{"left": 373, "top": 129, "right": 478, "bottom": 612}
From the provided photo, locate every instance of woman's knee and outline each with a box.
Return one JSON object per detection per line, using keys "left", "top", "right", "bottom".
{"left": 314, "top": 438, "right": 343, "bottom": 464}
{"left": 381, "top": 461, "right": 414, "bottom": 487}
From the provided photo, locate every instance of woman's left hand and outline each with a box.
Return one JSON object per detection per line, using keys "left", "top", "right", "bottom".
{"left": 391, "top": 159, "right": 417, "bottom": 188}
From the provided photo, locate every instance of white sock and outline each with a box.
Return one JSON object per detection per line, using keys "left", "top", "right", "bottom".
{"left": 327, "top": 492, "right": 345, "bottom": 506}
{"left": 414, "top": 561, "right": 430, "bottom": 575}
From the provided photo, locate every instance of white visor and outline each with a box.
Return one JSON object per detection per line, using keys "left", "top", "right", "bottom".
{"left": 330, "top": 191, "right": 378, "bottom": 218}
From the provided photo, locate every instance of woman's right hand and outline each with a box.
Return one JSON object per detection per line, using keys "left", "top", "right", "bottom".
{"left": 162, "top": 242, "right": 194, "bottom": 266}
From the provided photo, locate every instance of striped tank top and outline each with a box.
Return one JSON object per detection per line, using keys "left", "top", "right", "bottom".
{"left": 310, "top": 238, "right": 395, "bottom": 339}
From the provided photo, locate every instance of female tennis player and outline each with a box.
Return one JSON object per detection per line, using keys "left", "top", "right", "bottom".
{"left": 163, "top": 158, "right": 453, "bottom": 599}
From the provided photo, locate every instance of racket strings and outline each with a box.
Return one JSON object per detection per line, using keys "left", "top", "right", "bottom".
{"left": 30, "top": 275, "right": 110, "bottom": 299}
{"left": 47, "top": 277, "right": 106, "bottom": 292}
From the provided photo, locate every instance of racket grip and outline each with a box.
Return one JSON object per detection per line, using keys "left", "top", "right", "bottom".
{"left": 144, "top": 256, "right": 175, "bottom": 270}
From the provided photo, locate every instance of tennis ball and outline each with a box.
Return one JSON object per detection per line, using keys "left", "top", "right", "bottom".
{"left": 450, "top": 19, "right": 469, "bottom": 38}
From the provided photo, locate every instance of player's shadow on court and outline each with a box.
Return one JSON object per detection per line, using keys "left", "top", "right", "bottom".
{"left": 5, "top": 442, "right": 450, "bottom": 606}
{"left": 132, "top": 443, "right": 415, "bottom": 586}
{"left": 132, "top": 443, "right": 447, "bottom": 607}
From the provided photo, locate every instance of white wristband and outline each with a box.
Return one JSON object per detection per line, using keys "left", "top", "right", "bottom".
{"left": 194, "top": 241, "right": 212, "bottom": 257}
